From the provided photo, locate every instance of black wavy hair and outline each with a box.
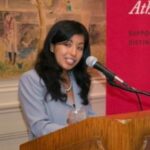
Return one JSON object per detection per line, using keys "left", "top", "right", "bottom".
{"left": 35, "top": 20, "right": 91, "bottom": 105}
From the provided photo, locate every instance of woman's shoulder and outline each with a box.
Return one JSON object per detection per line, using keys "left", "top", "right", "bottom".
{"left": 19, "top": 69, "right": 43, "bottom": 85}
{"left": 19, "top": 69, "right": 47, "bottom": 97}
{"left": 21, "top": 69, "right": 38, "bottom": 79}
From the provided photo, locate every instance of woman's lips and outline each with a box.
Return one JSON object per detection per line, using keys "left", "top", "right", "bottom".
{"left": 65, "top": 58, "right": 76, "bottom": 65}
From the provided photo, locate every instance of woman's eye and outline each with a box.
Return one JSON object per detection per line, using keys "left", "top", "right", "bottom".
{"left": 77, "top": 47, "right": 84, "bottom": 51}
{"left": 63, "top": 42, "right": 72, "bottom": 47}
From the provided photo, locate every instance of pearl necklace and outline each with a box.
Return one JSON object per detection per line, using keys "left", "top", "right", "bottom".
{"left": 64, "top": 82, "right": 72, "bottom": 92}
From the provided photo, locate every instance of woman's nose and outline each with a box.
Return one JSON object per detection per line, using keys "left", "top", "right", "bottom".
{"left": 70, "top": 46, "right": 77, "bottom": 56}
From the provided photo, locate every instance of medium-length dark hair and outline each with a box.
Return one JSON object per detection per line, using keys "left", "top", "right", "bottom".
{"left": 35, "top": 20, "right": 91, "bottom": 105}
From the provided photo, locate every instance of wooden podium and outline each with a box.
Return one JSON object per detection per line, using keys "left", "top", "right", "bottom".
{"left": 20, "top": 111, "right": 150, "bottom": 150}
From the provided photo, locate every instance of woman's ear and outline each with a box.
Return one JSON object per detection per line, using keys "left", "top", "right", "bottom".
{"left": 50, "top": 44, "right": 54, "bottom": 53}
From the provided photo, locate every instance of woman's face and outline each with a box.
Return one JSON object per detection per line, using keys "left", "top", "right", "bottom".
{"left": 53, "top": 34, "right": 84, "bottom": 71}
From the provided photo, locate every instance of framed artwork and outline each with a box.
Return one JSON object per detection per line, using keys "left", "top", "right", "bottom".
{"left": 0, "top": 0, "right": 106, "bottom": 79}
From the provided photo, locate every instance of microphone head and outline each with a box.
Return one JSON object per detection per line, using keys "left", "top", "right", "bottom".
{"left": 86, "top": 56, "right": 97, "bottom": 67}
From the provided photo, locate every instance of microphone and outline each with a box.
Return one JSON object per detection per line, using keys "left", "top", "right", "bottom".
{"left": 86, "top": 56, "right": 125, "bottom": 84}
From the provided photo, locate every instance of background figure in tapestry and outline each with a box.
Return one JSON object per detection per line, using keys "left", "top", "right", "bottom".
{"left": 3, "top": 12, "right": 17, "bottom": 65}
{"left": 17, "top": 25, "right": 38, "bottom": 69}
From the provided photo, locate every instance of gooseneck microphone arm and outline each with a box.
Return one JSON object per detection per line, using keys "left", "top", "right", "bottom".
{"left": 108, "top": 80, "right": 144, "bottom": 110}
{"left": 86, "top": 56, "right": 150, "bottom": 111}
{"left": 86, "top": 56, "right": 150, "bottom": 96}
{"left": 108, "top": 80, "right": 150, "bottom": 97}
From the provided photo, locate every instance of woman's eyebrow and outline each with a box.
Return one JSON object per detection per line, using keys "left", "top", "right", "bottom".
{"left": 56, "top": 40, "right": 69, "bottom": 45}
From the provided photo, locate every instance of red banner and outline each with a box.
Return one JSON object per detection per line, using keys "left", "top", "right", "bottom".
{"left": 106, "top": 0, "right": 150, "bottom": 114}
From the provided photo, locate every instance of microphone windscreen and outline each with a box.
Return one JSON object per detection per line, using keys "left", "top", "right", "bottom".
{"left": 86, "top": 56, "right": 97, "bottom": 67}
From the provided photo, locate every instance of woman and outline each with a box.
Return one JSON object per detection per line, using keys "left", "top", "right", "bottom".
{"left": 19, "top": 20, "right": 95, "bottom": 139}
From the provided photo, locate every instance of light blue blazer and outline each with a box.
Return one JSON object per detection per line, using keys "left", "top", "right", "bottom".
{"left": 18, "top": 69, "right": 95, "bottom": 139}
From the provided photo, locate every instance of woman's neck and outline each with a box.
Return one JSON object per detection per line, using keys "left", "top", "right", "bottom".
{"left": 61, "top": 71, "right": 70, "bottom": 82}
{"left": 61, "top": 71, "right": 72, "bottom": 92}
{"left": 61, "top": 71, "right": 75, "bottom": 105}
